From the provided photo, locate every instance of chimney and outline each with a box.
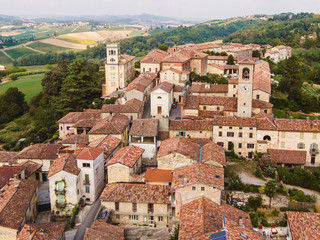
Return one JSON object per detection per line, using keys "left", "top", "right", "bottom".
{"left": 307, "top": 117, "right": 310, "bottom": 123}
{"left": 239, "top": 216, "right": 244, "bottom": 227}
{"left": 290, "top": 116, "right": 293, "bottom": 123}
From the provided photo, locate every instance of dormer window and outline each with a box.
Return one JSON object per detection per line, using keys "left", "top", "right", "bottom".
{"left": 205, "top": 84, "right": 210, "bottom": 89}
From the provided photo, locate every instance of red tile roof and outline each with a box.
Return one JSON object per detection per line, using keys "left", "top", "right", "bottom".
{"left": 275, "top": 118, "right": 320, "bottom": 132}
{"left": 61, "top": 134, "right": 89, "bottom": 145}
{"left": 162, "top": 51, "right": 190, "bottom": 63}
{"left": 57, "top": 112, "right": 100, "bottom": 124}
{"left": 18, "top": 161, "right": 42, "bottom": 178}
{"left": 88, "top": 114, "right": 129, "bottom": 135}
{"left": 190, "top": 82, "right": 228, "bottom": 93}
{"left": 84, "top": 220, "right": 124, "bottom": 240}
{"left": 77, "top": 148, "right": 104, "bottom": 160}
{"left": 15, "top": 144, "right": 61, "bottom": 160}
{"left": 140, "top": 49, "right": 169, "bottom": 64}
{"left": 169, "top": 120, "right": 213, "bottom": 131}
{"left": 287, "top": 211, "right": 320, "bottom": 240}
{"left": 126, "top": 73, "right": 157, "bottom": 93}
{"left": 129, "top": 119, "right": 159, "bottom": 137}
{"left": 202, "top": 142, "right": 226, "bottom": 166}
{"left": 17, "top": 222, "right": 66, "bottom": 240}
{"left": 106, "top": 145, "right": 144, "bottom": 167}
{"left": 152, "top": 81, "right": 174, "bottom": 93}
{"left": 267, "top": 149, "right": 306, "bottom": 165}
{"left": 144, "top": 168, "right": 173, "bottom": 183}
{"left": 0, "top": 165, "right": 25, "bottom": 188}
{"left": 0, "top": 151, "right": 18, "bottom": 164}
{"left": 172, "top": 163, "right": 224, "bottom": 189}
{"left": 0, "top": 179, "right": 38, "bottom": 230}
{"left": 48, "top": 154, "right": 80, "bottom": 178}
{"left": 73, "top": 119, "right": 98, "bottom": 128}
{"left": 179, "top": 197, "right": 252, "bottom": 240}
{"left": 88, "top": 135, "right": 121, "bottom": 156}
{"left": 100, "top": 183, "right": 171, "bottom": 204}
{"left": 101, "top": 98, "right": 144, "bottom": 114}
{"left": 212, "top": 116, "right": 257, "bottom": 127}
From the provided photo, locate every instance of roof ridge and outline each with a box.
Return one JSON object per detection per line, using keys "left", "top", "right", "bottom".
{"left": 118, "top": 145, "right": 132, "bottom": 164}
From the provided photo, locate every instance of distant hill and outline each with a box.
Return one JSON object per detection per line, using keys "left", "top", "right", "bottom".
{"left": 0, "top": 14, "right": 23, "bottom": 22}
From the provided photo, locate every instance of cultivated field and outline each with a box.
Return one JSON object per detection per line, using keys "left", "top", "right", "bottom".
{"left": 57, "top": 35, "right": 98, "bottom": 45}
{"left": 0, "top": 73, "right": 44, "bottom": 102}
{"left": 5, "top": 47, "right": 38, "bottom": 59}
{"left": 39, "top": 38, "right": 89, "bottom": 50}
{"left": 0, "top": 51, "right": 13, "bottom": 65}
{"left": 28, "top": 42, "right": 73, "bottom": 53}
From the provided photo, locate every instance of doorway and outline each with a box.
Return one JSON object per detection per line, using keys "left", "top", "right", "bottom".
{"left": 157, "top": 106, "right": 162, "bottom": 115}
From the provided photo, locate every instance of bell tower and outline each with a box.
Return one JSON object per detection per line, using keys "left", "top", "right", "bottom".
{"left": 106, "top": 44, "right": 120, "bottom": 64}
{"left": 237, "top": 59, "right": 255, "bottom": 118}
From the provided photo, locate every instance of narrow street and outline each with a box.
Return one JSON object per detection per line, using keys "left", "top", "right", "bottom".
{"left": 74, "top": 199, "right": 101, "bottom": 240}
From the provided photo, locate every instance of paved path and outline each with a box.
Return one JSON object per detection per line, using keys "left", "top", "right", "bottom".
{"left": 142, "top": 99, "right": 151, "bottom": 119}
{"left": 74, "top": 200, "right": 101, "bottom": 240}
{"left": 0, "top": 49, "right": 14, "bottom": 61}
{"left": 239, "top": 172, "right": 320, "bottom": 205}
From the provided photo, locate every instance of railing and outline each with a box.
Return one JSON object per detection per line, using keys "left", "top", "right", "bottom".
{"left": 310, "top": 148, "right": 319, "bottom": 154}
{"left": 55, "top": 189, "right": 66, "bottom": 194}
{"left": 56, "top": 202, "right": 67, "bottom": 208}
{"left": 83, "top": 180, "right": 90, "bottom": 185}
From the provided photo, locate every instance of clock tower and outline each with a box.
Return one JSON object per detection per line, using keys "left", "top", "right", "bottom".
{"left": 237, "top": 59, "right": 255, "bottom": 118}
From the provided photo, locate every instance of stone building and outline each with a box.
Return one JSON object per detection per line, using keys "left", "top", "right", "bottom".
{"left": 125, "top": 73, "right": 157, "bottom": 102}
{"left": 106, "top": 145, "right": 144, "bottom": 183}
{"left": 17, "top": 222, "right": 66, "bottom": 240}
{"left": 103, "top": 44, "right": 135, "bottom": 96}
{"left": 150, "top": 82, "right": 173, "bottom": 118}
{"left": 140, "top": 49, "right": 169, "bottom": 74}
{"left": 100, "top": 183, "right": 172, "bottom": 227}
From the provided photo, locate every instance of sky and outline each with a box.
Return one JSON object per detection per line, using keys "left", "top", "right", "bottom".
{"left": 1, "top": 0, "right": 320, "bottom": 20}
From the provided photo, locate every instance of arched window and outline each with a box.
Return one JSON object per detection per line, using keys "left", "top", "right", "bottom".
{"left": 157, "top": 96, "right": 162, "bottom": 99}
{"left": 263, "top": 135, "right": 271, "bottom": 141}
{"left": 242, "top": 67, "right": 250, "bottom": 79}
{"left": 110, "top": 58, "right": 115, "bottom": 62}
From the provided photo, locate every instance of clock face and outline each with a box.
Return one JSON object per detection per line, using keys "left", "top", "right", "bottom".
{"left": 242, "top": 85, "right": 249, "bottom": 93}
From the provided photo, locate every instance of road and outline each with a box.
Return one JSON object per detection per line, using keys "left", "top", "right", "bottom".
{"left": 74, "top": 199, "right": 101, "bottom": 240}
{"left": 239, "top": 172, "right": 320, "bottom": 205}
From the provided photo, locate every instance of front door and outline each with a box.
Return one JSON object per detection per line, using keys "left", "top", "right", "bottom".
{"left": 149, "top": 216, "right": 154, "bottom": 226}
{"left": 311, "top": 155, "right": 316, "bottom": 164}
{"left": 42, "top": 173, "right": 47, "bottom": 182}
{"left": 157, "top": 106, "right": 162, "bottom": 115}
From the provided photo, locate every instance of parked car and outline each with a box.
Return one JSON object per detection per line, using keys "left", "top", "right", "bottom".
{"left": 172, "top": 102, "right": 177, "bottom": 108}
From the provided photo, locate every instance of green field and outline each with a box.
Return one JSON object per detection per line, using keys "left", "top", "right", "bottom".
{"left": 28, "top": 42, "right": 71, "bottom": 53}
{"left": 57, "top": 35, "right": 97, "bottom": 45}
{"left": 0, "top": 51, "right": 13, "bottom": 65}
{"left": 129, "top": 30, "right": 145, "bottom": 37}
{"left": 5, "top": 47, "right": 38, "bottom": 59}
{"left": 0, "top": 73, "right": 44, "bottom": 102}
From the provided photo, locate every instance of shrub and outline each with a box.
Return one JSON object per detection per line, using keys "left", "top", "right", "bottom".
{"left": 279, "top": 207, "right": 310, "bottom": 212}
{"left": 247, "top": 195, "right": 263, "bottom": 211}
{"left": 271, "top": 209, "right": 280, "bottom": 216}
{"left": 255, "top": 168, "right": 265, "bottom": 180}
{"left": 228, "top": 175, "right": 245, "bottom": 191}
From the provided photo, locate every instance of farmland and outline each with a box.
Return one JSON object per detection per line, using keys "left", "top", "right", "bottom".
{"left": 57, "top": 35, "right": 97, "bottom": 45}
{"left": 5, "top": 47, "right": 38, "bottom": 59}
{"left": 0, "top": 73, "right": 44, "bottom": 102}
{"left": 0, "top": 51, "right": 13, "bottom": 65}
{"left": 28, "top": 42, "right": 72, "bottom": 53}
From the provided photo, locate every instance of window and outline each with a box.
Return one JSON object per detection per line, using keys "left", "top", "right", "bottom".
{"left": 297, "top": 143, "right": 305, "bottom": 149}
{"left": 110, "top": 66, "right": 115, "bottom": 70}
{"left": 179, "top": 132, "right": 186, "bottom": 137}
{"left": 217, "top": 142, "right": 224, "bottom": 147}
{"left": 110, "top": 58, "right": 115, "bottom": 62}
{"left": 229, "top": 127, "right": 232, "bottom": 129}
{"left": 132, "top": 203, "right": 137, "bottom": 212}
{"left": 148, "top": 203, "right": 154, "bottom": 213}
{"left": 239, "top": 132, "right": 243, "bottom": 138}
{"left": 233, "top": 94, "right": 236, "bottom": 97}
{"left": 201, "top": 187, "right": 205, "bottom": 191}
{"left": 313, "top": 133, "right": 317, "bottom": 139}
{"left": 233, "top": 85, "right": 236, "bottom": 88}
{"left": 60, "top": 126, "right": 62, "bottom": 130}
{"left": 219, "top": 132, "right": 222, "bottom": 137}
{"left": 111, "top": 81, "right": 116, "bottom": 87}
{"left": 116, "top": 214, "right": 120, "bottom": 220}
{"left": 149, "top": 68, "right": 151, "bottom": 72}
{"left": 263, "top": 135, "right": 271, "bottom": 141}
{"left": 110, "top": 73, "right": 116, "bottom": 79}
{"left": 311, "top": 155, "right": 316, "bottom": 164}
{"left": 215, "top": 175, "right": 220, "bottom": 179}
{"left": 58, "top": 194, "right": 65, "bottom": 203}
{"left": 143, "top": 68, "right": 145, "bottom": 73}
{"left": 249, "top": 128, "right": 253, "bottom": 130}
{"left": 248, "top": 152, "right": 253, "bottom": 159}
{"left": 203, "top": 106, "right": 207, "bottom": 110}
{"left": 219, "top": 126, "right": 222, "bottom": 129}
{"left": 249, "top": 133, "right": 253, "bottom": 138}
{"left": 85, "top": 186, "right": 90, "bottom": 193}
{"left": 300, "top": 133, "right": 304, "bottom": 139}
{"left": 227, "top": 132, "right": 234, "bottom": 137}
{"left": 129, "top": 215, "right": 138, "bottom": 220}
{"left": 84, "top": 174, "right": 89, "bottom": 184}
{"left": 155, "top": 68, "right": 158, "bottom": 72}
{"left": 158, "top": 216, "right": 163, "bottom": 222}
{"left": 192, "top": 186, "right": 196, "bottom": 191}
{"left": 57, "top": 181, "right": 64, "bottom": 191}
{"left": 247, "top": 144, "right": 254, "bottom": 149}
{"left": 239, "top": 127, "right": 242, "bottom": 130}
{"left": 217, "top": 107, "right": 220, "bottom": 111}
{"left": 66, "top": 126, "right": 70, "bottom": 130}
{"left": 256, "top": 94, "right": 260, "bottom": 100}
{"left": 281, "top": 142, "right": 285, "bottom": 148}
{"left": 157, "top": 96, "right": 162, "bottom": 99}
{"left": 83, "top": 163, "right": 90, "bottom": 168}
{"left": 281, "top": 132, "right": 286, "bottom": 138}
{"left": 238, "top": 143, "right": 242, "bottom": 148}
{"left": 50, "top": 160, "right": 54, "bottom": 165}
{"left": 115, "top": 202, "right": 119, "bottom": 211}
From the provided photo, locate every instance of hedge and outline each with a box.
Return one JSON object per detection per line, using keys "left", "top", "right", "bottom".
{"left": 9, "top": 70, "right": 46, "bottom": 80}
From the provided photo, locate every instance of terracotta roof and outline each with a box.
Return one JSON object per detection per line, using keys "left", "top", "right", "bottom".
{"left": 208, "top": 56, "right": 228, "bottom": 60}
{"left": 174, "top": 85, "right": 185, "bottom": 92}
{"left": 253, "top": 60, "right": 271, "bottom": 94}
{"left": 126, "top": 73, "right": 157, "bottom": 93}
{"left": 208, "top": 63, "right": 224, "bottom": 71}
{"left": 162, "top": 51, "right": 190, "bottom": 63}
{"left": 169, "top": 120, "right": 213, "bottom": 131}
{"left": 129, "top": 119, "right": 159, "bottom": 137}
{"left": 15, "top": 144, "right": 61, "bottom": 160}
{"left": 106, "top": 145, "right": 144, "bottom": 167}
{"left": 287, "top": 211, "right": 320, "bottom": 240}
{"left": 267, "top": 149, "right": 306, "bottom": 165}
{"left": 228, "top": 78, "right": 238, "bottom": 84}
{"left": 0, "top": 165, "right": 25, "bottom": 188}
{"left": 73, "top": 119, "right": 98, "bottom": 128}
{"left": 158, "top": 131, "right": 170, "bottom": 140}
{"left": 238, "top": 58, "right": 256, "bottom": 65}
{"left": 190, "top": 82, "right": 228, "bottom": 93}
{"left": 17, "top": 222, "right": 66, "bottom": 240}
{"left": 179, "top": 197, "right": 252, "bottom": 240}
{"left": 88, "top": 114, "right": 129, "bottom": 135}
{"left": 84, "top": 220, "right": 124, "bottom": 240}
{"left": 61, "top": 134, "right": 89, "bottom": 145}
{"left": 144, "top": 168, "right": 173, "bottom": 183}
{"left": 57, "top": 112, "right": 100, "bottom": 124}
{"left": 100, "top": 183, "right": 171, "bottom": 204}
{"left": 275, "top": 118, "right": 320, "bottom": 132}
{"left": 48, "top": 154, "right": 80, "bottom": 178}
{"left": 252, "top": 99, "right": 273, "bottom": 109}
{"left": 224, "top": 64, "right": 239, "bottom": 70}
{"left": 212, "top": 116, "right": 257, "bottom": 127}
{"left": 101, "top": 98, "right": 144, "bottom": 114}
{"left": 202, "top": 142, "right": 226, "bottom": 166}
{"left": 18, "top": 161, "right": 42, "bottom": 178}
{"left": 0, "top": 151, "right": 18, "bottom": 164}
{"left": 58, "top": 145, "right": 84, "bottom": 155}
{"left": 157, "top": 136, "right": 201, "bottom": 161}
{"left": 184, "top": 96, "right": 237, "bottom": 111}
{"left": 77, "top": 148, "right": 104, "bottom": 160}
{"left": 88, "top": 135, "right": 121, "bottom": 156}
{"left": 255, "top": 114, "right": 277, "bottom": 130}
{"left": 0, "top": 179, "right": 38, "bottom": 230}
{"left": 152, "top": 81, "right": 174, "bottom": 93}
{"left": 119, "top": 54, "right": 135, "bottom": 64}
{"left": 172, "top": 163, "right": 224, "bottom": 189}
{"left": 140, "top": 49, "right": 169, "bottom": 64}
{"left": 199, "top": 110, "right": 224, "bottom": 118}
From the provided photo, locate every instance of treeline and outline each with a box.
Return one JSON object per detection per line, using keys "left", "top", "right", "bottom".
{"left": 13, "top": 44, "right": 107, "bottom": 66}
{"left": 224, "top": 13, "right": 320, "bottom": 47}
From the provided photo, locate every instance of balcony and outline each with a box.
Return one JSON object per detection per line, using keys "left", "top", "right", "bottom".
{"left": 83, "top": 180, "right": 90, "bottom": 185}
{"left": 56, "top": 202, "right": 66, "bottom": 208}
{"left": 55, "top": 189, "right": 66, "bottom": 194}
{"left": 310, "top": 149, "right": 319, "bottom": 154}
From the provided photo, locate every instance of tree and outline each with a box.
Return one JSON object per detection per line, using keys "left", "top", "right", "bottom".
{"left": 158, "top": 44, "right": 168, "bottom": 52}
{"left": 247, "top": 195, "right": 263, "bottom": 211}
{"left": 227, "top": 55, "right": 235, "bottom": 65}
{"left": 279, "top": 56, "right": 303, "bottom": 94}
{"left": 265, "top": 180, "right": 277, "bottom": 208}
{"left": 252, "top": 50, "right": 261, "bottom": 58}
